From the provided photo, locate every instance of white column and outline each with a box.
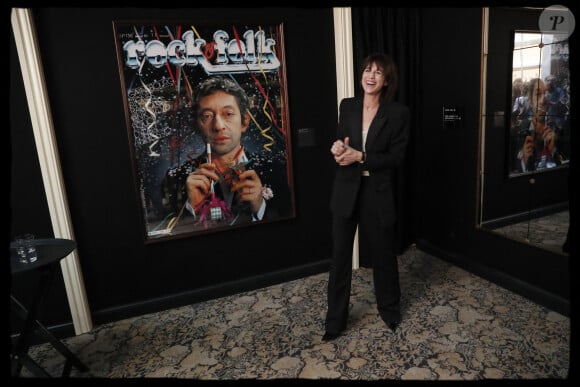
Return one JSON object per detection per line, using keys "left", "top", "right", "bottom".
{"left": 11, "top": 8, "right": 93, "bottom": 335}
{"left": 333, "top": 8, "right": 360, "bottom": 269}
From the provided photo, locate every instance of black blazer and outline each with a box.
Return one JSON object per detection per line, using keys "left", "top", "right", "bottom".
{"left": 329, "top": 97, "right": 410, "bottom": 223}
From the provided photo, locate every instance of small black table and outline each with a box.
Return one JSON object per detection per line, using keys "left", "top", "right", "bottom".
{"left": 10, "top": 238, "right": 89, "bottom": 377}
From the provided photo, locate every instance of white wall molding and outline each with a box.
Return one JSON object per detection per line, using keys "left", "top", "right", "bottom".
{"left": 333, "top": 8, "right": 360, "bottom": 269}
{"left": 11, "top": 7, "right": 92, "bottom": 335}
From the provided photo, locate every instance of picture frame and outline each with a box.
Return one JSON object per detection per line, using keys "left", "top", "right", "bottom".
{"left": 113, "top": 20, "right": 295, "bottom": 242}
{"left": 508, "top": 30, "right": 570, "bottom": 178}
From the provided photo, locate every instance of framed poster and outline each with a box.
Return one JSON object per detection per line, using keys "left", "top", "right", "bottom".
{"left": 508, "top": 30, "right": 570, "bottom": 177}
{"left": 113, "top": 21, "right": 295, "bottom": 242}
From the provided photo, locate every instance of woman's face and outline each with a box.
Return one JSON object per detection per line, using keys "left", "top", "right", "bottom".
{"left": 361, "top": 62, "right": 386, "bottom": 96}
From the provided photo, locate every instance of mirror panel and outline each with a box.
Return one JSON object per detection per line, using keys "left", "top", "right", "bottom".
{"left": 478, "top": 7, "right": 570, "bottom": 257}
{"left": 489, "top": 209, "right": 569, "bottom": 254}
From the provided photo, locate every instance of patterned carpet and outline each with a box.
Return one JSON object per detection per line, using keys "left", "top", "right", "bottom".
{"left": 20, "top": 247, "right": 570, "bottom": 380}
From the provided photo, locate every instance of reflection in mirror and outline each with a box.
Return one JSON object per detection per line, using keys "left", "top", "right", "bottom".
{"left": 509, "top": 31, "right": 571, "bottom": 177}
{"left": 478, "top": 8, "right": 570, "bottom": 257}
{"left": 489, "top": 209, "right": 569, "bottom": 255}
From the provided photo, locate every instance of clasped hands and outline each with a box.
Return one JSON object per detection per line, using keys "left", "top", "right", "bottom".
{"left": 331, "top": 137, "right": 363, "bottom": 166}
{"left": 186, "top": 163, "right": 263, "bottom": 213}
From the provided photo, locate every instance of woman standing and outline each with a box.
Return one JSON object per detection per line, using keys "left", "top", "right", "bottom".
{"left": 324, "top": 53, "right": 410, "bottom": 340}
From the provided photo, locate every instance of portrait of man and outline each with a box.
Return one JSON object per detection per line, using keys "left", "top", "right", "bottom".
{"left": 162, "top": 76, "right": 292, "bottom": 232}
{"left": 114, "top": 22, "right": 295, "bottom": 240}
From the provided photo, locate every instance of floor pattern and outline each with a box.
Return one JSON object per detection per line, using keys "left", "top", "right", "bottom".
{"left": 20, "top": 247, "right": 570, "bottom": 380}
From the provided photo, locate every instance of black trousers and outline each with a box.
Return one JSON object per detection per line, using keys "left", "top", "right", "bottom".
{"left": 325, "top": 177, "right": 401, "bottom": 333}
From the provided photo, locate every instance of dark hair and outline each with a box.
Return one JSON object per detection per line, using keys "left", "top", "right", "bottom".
{"left": 192, "top": 76, "right": 250, "bottom": 115}
{"left": 360, "top": 53, "right": 398, "bottom": 103}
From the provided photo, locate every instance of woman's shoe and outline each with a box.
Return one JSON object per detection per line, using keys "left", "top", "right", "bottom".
{"left": 322, "top": 331, "right": 340, "bottom": 341}
{"left": 387, "top": 321, "right": 400, "bottom": 332}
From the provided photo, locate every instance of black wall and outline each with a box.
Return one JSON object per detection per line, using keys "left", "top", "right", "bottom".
{"left": 417, "top": 7, "right": 571, "bottom": 316}
{"left": 482, "top": 7, "right": 569, "bottom": 223}
{"left": 10, "top": 7, "right": 337, "bottom": 334}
